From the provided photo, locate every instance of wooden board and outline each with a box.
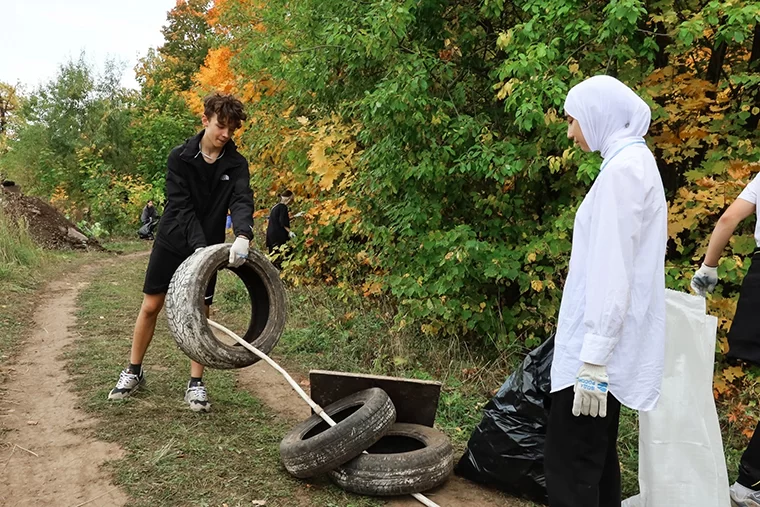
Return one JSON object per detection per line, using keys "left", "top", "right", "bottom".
{"left": 309, "top": 370, "right": 442, "bottom": 427}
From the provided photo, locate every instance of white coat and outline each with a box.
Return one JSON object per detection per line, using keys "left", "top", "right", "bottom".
{"left": 550, "top": 75, "right": 668, "bottom": 411}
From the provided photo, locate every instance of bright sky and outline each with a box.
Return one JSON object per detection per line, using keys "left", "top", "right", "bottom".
{"left": 1, "top": 0, "right": 178, "bottom": 91}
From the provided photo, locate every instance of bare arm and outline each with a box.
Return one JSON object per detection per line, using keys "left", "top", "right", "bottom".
{"left": 704, "top": 198, "right": 756, "bottom": 266}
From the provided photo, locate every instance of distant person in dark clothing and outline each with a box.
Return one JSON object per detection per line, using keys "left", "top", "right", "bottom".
{"left": 266, "top": 190, "right": 296, "bottom": 267}
{"left": 141, "top": 200, "right": 159, "bottom": 225}
{"left": 139, "top": 200, "right": 160, "bottom": 240}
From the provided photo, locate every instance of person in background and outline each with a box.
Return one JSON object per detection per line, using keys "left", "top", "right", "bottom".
{"left": 690, "top": 172, "right": 760, "bottom": 507}
{"left": 139, "top": 200, "right": 160, "bottom": 240}
{"left": 266, "top": 189, "right": 296, "bottom": 268}
{"left": 141, "top": 200, "right": 158, "bottom": 224}
{"left": 108, "top": 92, "right": 254, "bottom": 412}
{"left": 544, "top": 75, "right": 667, "bottom": 507}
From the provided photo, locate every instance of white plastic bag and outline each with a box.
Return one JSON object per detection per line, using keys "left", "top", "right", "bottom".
{"left": 625, "top": 289, "right": 730, "bottom": 507}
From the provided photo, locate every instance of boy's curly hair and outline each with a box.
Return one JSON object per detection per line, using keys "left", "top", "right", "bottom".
{"left": 203, "top": 93, "right": 247, "bottom": 129}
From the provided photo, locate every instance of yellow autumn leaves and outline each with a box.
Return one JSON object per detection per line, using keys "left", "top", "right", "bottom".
{"left": 307, "top": 121, "right": 360, "bottom": 191}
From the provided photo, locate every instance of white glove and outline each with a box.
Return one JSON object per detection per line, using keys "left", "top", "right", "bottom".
{"left": 294, "top": 211, "right": 305, "bottom": 218}
{"left": 572, "top": 363, "right": 609, "bottom": 418}
{"left": 289, "top": 231, "right": 296, "bottom": 239}
{"left": 690, "top": 263, "right": 718, "bottom": 297}
{"left": 228, "top": 237, "right": 249, "bottom": 267}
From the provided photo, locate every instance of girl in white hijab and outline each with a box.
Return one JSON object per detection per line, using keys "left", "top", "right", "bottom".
{"left": 544, "top": 75, "right": 667, "bottom": 507}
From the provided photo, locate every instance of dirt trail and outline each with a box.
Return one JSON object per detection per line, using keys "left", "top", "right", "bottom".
{"left": 238, "top": 361, "right": 525, "bottom": 507}
{"left": 0, "top": 264, "right": 128, "bottom": 507}
{"left": 0, "top": 250, "right": 523, "bottom": 507}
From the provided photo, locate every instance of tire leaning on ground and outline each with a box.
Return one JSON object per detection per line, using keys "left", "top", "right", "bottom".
{"left": 328, "top": 423, "right": 454, "bottom": 496}
{"left": 280, "top": 388, "right": 396, "bottom": 479}
{"left": 165, "top": 243, "right": 286, "bottom": 369}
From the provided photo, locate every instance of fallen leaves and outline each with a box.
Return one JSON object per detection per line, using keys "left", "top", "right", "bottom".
{"left": 722, "top": 365, "right": 746, "bottom": 383}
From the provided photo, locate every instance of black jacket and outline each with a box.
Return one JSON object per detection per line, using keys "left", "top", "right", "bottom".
{"left": 266, "top": 202, "right": 290, "bottom": 248}
{"left": 155, "top": 130, "right": 254, "bottom": 256}
{"left": 141, "top": 205, "right": 158, "bottom": 225}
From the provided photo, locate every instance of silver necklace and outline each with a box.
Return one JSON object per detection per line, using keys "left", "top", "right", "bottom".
{"left": 196, "top": 142, "right": 225, "bottom": 162}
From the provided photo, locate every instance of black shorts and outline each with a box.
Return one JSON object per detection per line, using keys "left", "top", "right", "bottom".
{"left": 143, "top": 245, "right": 217, "bottom": 305}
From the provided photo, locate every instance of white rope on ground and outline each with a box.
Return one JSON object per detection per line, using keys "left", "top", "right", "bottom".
{"left": 207, "top": 319, "right": 441, "bottom": 507}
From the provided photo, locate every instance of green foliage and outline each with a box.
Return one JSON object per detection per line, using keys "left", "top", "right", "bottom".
{"left": 0, "top": 207, "right": 40, "bottom": 281}
{"left": 0, "top": 46, "right": 199, "bottom": 237}
{"left": 0, "top": 56, "right": 153, "bottom": 235}
{"left": 0, "top": 2, "right": 212, "bottom": 237}
{"left": 5, "top": 0, "right": 760, "bottom": 354}
{"left": 158, "top": 0, "right": 214, "bottom": 92}
{"left": 0, "top": 81, "right": 21, "bottom": 155}
{"left": 206, "top": 0, "right": 760, "bottom": 352}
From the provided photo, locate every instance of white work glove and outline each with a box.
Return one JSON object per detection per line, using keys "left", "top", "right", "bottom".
{"left": 690, "top": 263, "right": 718, "bottom": 297}
{"left": 289, "top": 231, "right": 297, "bottom": 239}
{"left": 293, "top": 211, "right": 305, "bottom": 218}
{"left": 572, "top": 363, "right": 609, "bottom": 418}
{"left": 228, "top": 236, "right": 249, "bottom": 267}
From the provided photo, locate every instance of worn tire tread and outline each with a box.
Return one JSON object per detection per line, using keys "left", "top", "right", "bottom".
{"left": 328, "top": 423, "right": 454, "bottom": 496}
{"left": 280, "top": 388, "right": 396, "bottom": 479}
{"left": 165, "top": 244, "right": 286, "bottom": 369}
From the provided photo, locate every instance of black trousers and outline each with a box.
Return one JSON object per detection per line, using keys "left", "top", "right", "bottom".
{"left": 739, "top": 423, "right": 760, "bottom": 489}
{"left": 727, "top": 250, "right": 760, "bottom": 365}
{"left": 544, "top": 387, "right": 622, "bottom": 507}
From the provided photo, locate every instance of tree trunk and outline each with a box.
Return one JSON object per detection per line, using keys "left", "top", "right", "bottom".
{"left": 647, "top": 21, "right": 680, "bottom": 194}
{"left": 746, "top": 24, "right": 760, "bottom": 131}
{"left": 686, "top": 35, "right": 729, "bottom": 180}
{"left": 706, "top": 40, "right": 727, "bottom": 87}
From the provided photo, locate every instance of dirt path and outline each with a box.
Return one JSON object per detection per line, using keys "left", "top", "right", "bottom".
{"left": 238, "top": 361, "right": 525, "bottom": 507}
{"left": 0, "top": 264, "right": 129, "bottom": 507}
{"left": 0, "top": 251, "right": 523, "bottom": 507}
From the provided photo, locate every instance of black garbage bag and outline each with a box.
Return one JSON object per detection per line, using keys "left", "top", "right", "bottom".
{"left": 137, "top": 217, "right": 160, "bottom": 239}
{"left": 455, "top": 336, "right": 554, "bottom": 505}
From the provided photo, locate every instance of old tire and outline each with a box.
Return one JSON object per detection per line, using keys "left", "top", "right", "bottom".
{"left": 280, "top": 388, "right": 396, "bottom": 479}
{"left": 328, "top": 423, "right": 454, "bottom": 496}
{"left": 165, "top": 243, "right": 286, "bottom": 369}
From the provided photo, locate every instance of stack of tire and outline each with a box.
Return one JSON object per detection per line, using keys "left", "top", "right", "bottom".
{"left": 279, "top": 388, "right": 454, "bottom": 497}
{"left": 166, "top": 245, "right": 454, "bottom": 496}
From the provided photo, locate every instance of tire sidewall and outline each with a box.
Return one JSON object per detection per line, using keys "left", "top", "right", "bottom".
{"left": 328, "top": 423, "right": 454, "bottom": 496}
{"left": 166, "top": 244, "right": 286, "bottom": 369}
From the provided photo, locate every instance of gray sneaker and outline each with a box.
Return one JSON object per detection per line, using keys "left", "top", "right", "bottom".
{"left": 184, "top": 382, "right": 211, "bottom": 412}
{"left": 108, "top": 369, "right": 145, "bottom": 400}
{"left": 731, "top": 482, "right": 760, "bottom": 507}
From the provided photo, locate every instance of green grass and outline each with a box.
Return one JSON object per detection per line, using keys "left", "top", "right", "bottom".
{"left": 212, "top": 273, "right": 645, "bottom": 500}
{"left": 213, "top": 274, "right": 543, "bottom": 504}
{"left": 100, "top": 238, "right": 153, "bottom": 254}
{"left": 215, "top": 275, "right": 519, "bottom": 441}
{"left": 0, "top": 208, "right": 84, "bottom": 366}
{"left": 61, "top": 249, "right": 756, "bottom": 505}
{"left": 0, "top": 208, "right": 42, "bottom": 282}
{"left": 618, "top": 408, "right": 639, "bottom": 495}
{"left": 69, "top": 255, "right": 381, "bottom": 507}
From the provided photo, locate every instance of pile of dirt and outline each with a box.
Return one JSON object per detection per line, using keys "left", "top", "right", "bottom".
{"left": 0, "top": 186, "right": 103, "bottom": 251}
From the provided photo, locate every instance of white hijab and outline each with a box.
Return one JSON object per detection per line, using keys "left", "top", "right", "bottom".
{"left": 563, "top": 75, "right": 651, "bottom": 160}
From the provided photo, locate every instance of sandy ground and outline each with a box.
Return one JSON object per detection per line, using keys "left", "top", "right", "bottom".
{"left": 0, "top": 265, "right": 128, "bottom": 507}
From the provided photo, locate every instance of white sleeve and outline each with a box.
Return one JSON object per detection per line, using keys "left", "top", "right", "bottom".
{"left": 579, "top": 163, "right": 645, "bottom": 366}
{"left": 738, "top": 174, "right": 760, "bottom": 205}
